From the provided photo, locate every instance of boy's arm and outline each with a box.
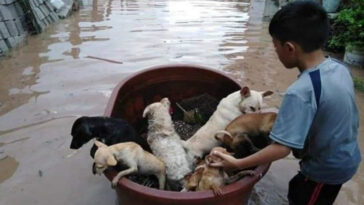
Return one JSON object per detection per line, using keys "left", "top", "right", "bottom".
{"left": 209, "top": 143, "right": 291, "bottom": 170}
{"left": 209, "top": 92, "right": 315, "bottom": 170}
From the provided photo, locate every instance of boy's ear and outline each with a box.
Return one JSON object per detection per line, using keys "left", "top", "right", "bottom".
{"left": 95, "top": 140, "right": 107, "bottom": 148}
{"left": 284, "top": 41, "right": 296, "bottom": 53}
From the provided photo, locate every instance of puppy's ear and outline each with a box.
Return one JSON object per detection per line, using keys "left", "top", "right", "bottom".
{"left": 142, "top": 106, "right": 151, "bottom": 118}
{"left": 92, "top": 163, "right": 97, "bottom": 175}
{"left": 240, "top": 87, "right": 251, "bottom": 98}
{"left": 95, "top": 140, "right": 107, "bottom": 148}
{"left": 184, "top": 172, "right": 193, "bottom": 180}
{"left": 215, "top": 132, "right": 224, "bottom": 142}
{"left": 261, "top": 90, "right": 273, "bottom": 98}
{"left": 71, "top": 117, "right": 82, "bottom": 136}
{"left": 224, "top": 134, "right": 233, "bottom": 145}
{"left": 215, "top": 131, "right": 233, "bottom": 145}
{"left": 196, "top": 167, "right": 204, "bottom": 174}
{"left": 71, "top": 117, "right": 91, "bottom": 136}
{"left": 106, "top": 155, "right": 117, "bottom": 166}
{"left": 161, "top": 97, "right": 170, "bottom": 107}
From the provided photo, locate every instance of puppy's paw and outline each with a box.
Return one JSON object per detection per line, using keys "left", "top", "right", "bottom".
{"left": 212, "top": 186, "right": 223, "bottom": 197}
{"left": 111, "top": 179, "right": 119, "bottom": 189}
{"left": 180, "top": 188, "right": 188, "bottom": 192}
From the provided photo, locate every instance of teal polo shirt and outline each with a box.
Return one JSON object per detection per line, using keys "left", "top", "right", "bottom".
{"left": 270, "top": 57, "right": 361, "bottom": 184}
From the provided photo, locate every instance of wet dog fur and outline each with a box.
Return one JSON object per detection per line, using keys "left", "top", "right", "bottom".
{"left": 93, "top": 141, "right": 166, "bottom": 189}
{"left": 143, "top": 98, "right": 192, "bottom": 191}
{"left": 183, "top": 87, "right": 273, "bottom": 160}
{"left": 70, "top": 116, "right": 150, "bottom": 158}
{"left": 215, "top": 112, "right": 277, "bottom": 158}
{"left": 183, "top": 147, "right": 255, "bottom": 196}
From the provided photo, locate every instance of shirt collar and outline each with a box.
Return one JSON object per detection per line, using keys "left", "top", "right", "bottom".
{"left": 298, "top": 56, "right": 331, "bottom": 78}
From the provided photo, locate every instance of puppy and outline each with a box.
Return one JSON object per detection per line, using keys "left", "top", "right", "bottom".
{"left": 183, "top": 147, "right": 255, "bottom": 196}
{"left": 215, "top": 112, "right": 277, "bottom": 158}
{"left": 143, "top": 98, "right": 192, "bottom": 191}
{"left": 93, "top": 141, "right": 166, "bottom": 189}
{"left": 183, "top": 87, "right": 273, "bottom": 159}
{"left": 70, "top": 116, "right": 150, "bottom": 158}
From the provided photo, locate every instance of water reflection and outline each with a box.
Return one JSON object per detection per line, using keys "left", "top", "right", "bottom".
{"left": 2, "top": 0, "right": 362, "bottom": 205}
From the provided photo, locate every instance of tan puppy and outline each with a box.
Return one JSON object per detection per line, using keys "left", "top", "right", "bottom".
{"left": 183, "top": 87, "right": 273, "bottom": 160}
{"left": 93, "top": 141, "right": 166, "bottom": 189}
{"left": 215, "top": 112, "right": 277, "bottom": 157}
{"left": 183, "top": 147, "right": 255, "bottom": 196}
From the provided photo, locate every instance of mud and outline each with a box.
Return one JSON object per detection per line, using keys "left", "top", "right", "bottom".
{"left": 0, "top": 0, "right": 363, "bottom": 205}
{"left": 0, "top": 156, "right": 19, "bottom": 184}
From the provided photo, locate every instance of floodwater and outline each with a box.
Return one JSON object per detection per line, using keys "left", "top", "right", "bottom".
{"left": 0, "top": 0, "right": 363, "bottom": 204}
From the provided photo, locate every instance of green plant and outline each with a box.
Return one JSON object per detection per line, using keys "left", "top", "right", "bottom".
{"left": 328, "top": 0, "right": 364, "bottom": 50}
{"left": 353, "top": 76, "right": 364, "bottom": 92}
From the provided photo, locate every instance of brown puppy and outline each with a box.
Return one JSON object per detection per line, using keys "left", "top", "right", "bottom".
{"left": 183, "top": 147, "right": 254, "bottom": 196}
{"left": 93, "top": 141, "right": 166, "bottom": 189}
{"left": 215, "top": 112, "right": 277, "bottom": 158}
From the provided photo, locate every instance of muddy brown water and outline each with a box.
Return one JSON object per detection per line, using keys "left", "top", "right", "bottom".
{"left": 0, "top": 0, "right": 363, "bottom": 204}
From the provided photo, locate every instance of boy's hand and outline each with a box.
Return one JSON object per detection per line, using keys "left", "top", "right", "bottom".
{"left": 207, "top": 150, "right": 239, "bottom": 171}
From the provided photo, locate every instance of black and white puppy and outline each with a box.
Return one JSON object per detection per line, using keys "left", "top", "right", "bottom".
{"left": 70, "top": 116, "right": 150, "bottom": 158}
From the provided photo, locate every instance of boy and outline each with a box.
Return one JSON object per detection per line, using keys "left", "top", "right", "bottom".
{"left": 209, "top": 1, "right": 361, "bottom": 204}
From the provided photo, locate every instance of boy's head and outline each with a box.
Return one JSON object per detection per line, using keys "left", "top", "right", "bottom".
{"left": 269, "top": 1, "right": 329, "bottom": 68}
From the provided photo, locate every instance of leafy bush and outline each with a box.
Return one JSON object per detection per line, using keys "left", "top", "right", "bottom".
{"left": 354, "top": 76, "right": 364, "bottom": 92}
{"left": 328, "top": 0, "right": 364, "bottom": 51}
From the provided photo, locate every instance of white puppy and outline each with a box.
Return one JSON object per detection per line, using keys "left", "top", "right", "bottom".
{"left": 93, "top": 141, "right": 166, "bottom": 189}
{"left": 143, "top": 98, "right": 192, "bottom": 190}
{"left": 183, "top": 87, "right": 273, "bottom": 159}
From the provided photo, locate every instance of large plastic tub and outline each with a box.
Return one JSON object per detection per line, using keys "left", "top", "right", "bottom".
{"left": 104, "top": 65, "right": 270, "bottom": 205}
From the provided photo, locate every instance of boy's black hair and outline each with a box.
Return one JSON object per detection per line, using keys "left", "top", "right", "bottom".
{"left": 269, "top": 0, "right": 329, "bottom": 52}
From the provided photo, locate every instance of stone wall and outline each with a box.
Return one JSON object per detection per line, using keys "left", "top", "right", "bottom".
{"left": 0, "top": 0, "right": 27, "bottom": 55}
{"left": 0, "top": 0, "right": 78, "bottom": 56}
{"left": 29, "top": 0, "right": 59, "bottom": 32}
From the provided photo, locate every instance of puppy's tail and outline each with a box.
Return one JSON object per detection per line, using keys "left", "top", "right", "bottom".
{"left": 214, "top": 130, "right": 233, "bottom": 141}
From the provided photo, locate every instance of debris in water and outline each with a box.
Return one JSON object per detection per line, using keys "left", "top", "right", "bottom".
{"left": 38, "top": 170, "right": 43, "bottom": 177}
{"left": 177, "top": 93, "right": 219, "bottom": 125}
{"left": 173, "top": 121, "right": 200, "bottom": 141}
{"left": 86, "top": 56, "right": 123, "bottom": 64}
{"left": 65, "top": 150, "right": 78, "bottom": 159}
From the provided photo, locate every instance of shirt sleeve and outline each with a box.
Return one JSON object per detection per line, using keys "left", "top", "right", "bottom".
{"left": 269, "top": 92, "right": 316, "bottom": 149}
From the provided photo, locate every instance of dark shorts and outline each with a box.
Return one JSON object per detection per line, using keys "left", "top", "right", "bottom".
{"left": 288, "top": 172, "right": 342, "bottom": 205}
